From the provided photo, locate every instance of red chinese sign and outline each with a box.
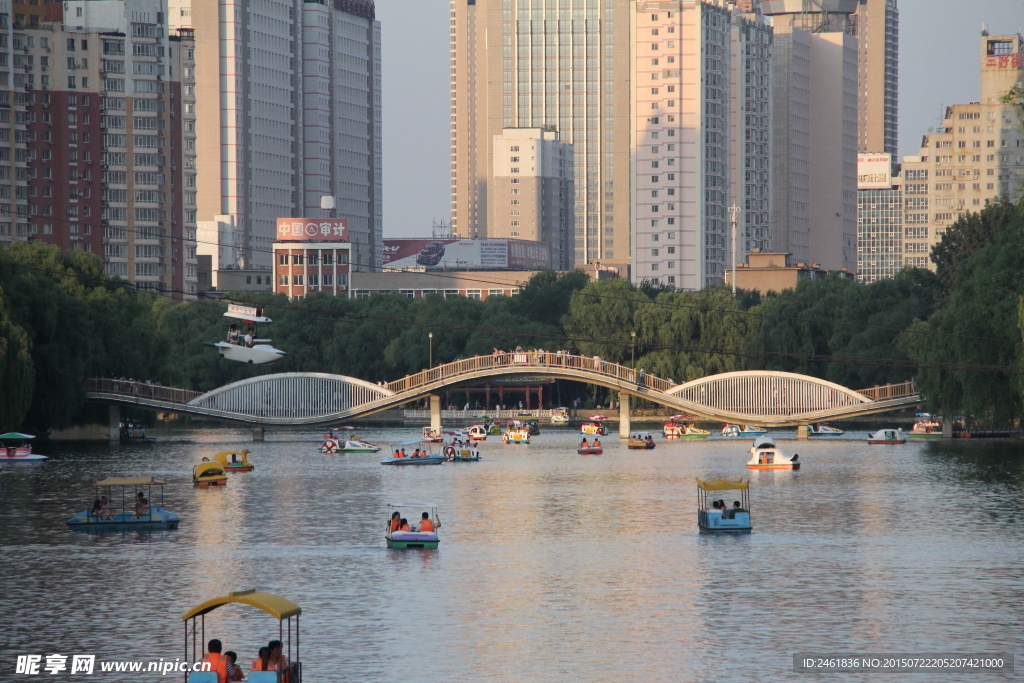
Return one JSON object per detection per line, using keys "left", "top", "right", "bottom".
{"left": 985, "top": 53, "right": 1024, "bottom": 69}
{"left": 275, "top": 218, "right": 349, "bottom": 242}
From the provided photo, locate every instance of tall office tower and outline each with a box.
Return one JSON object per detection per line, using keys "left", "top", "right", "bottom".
{"left": 632, "top": 0, "right": 772, "bottom": 288}
{"left": 899, "top": 33, "right": 1024, "bottom": 271}
{"left": 488, "top": 127, "right": 575, "bottom": 270}
{"left": 856, "top": 152, "right": 902, "bottom": 282}
{"left": 171, "top": 0, "right": 381, "bottom": 283}
{"left": 0, "top": 0, "right": 199, "bottom": 298}
{"left": 761, "top": 0, "right": 858, "bottom": 272}
{"left": 451, "top": 0, "right": 632, "bottom": 273}
{"left": 852, "top": 0, "right": 898, "bottom": 156}
{"left": 729, "top": 4, "right": 773, "bottom": 257}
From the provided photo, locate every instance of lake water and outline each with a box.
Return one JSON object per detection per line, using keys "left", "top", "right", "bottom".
{"left": 1, "top": 426, "right": 1022, "bottom": 682}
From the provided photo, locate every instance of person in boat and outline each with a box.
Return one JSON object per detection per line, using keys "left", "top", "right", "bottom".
{"left": 399, "top": 518, "right": 411, "bottom": 531}
{"left": 251, "top": 647, "right": 272, "bottom": 673}
{"left": 710, "top": 500, "right": 722, "bottom": 514}
{"left": 98, "top": 496, "right": 113, "bottom": 520}
{"left": 732, "top": 501, "right": 745, "bottom": 517}
{"left": 201, "top": 639, "right": 229, "bottom": 683}
{"left": 227, "top": 324, "right": 239, "bottom": 345}
{"left": 393, "top": 449, "right": 402, "bottom": 458}
{"left": 224, "top": 651, "right": 243, "bottom": 682}
{"left": 390, "top": 511, "right": 401, "bottom": 532}
{"left": 244, "top": 327, "right": 255, "bottom": 348}
{"left": 134, "top": 493, "right": 147, "bottom": 518}
{"left": 645, "top": 435, "right": 654, "bottom": 446}
{"left": 267, "top": 639, "right": 288, "bottom": 676}
{"left": 418, "top": 512, "right": 435, "bottom": 532}
{"left": 412, "top": 448, "right": 421, "bottom": 458}
{"left": 91, "top": 498, "right": 103, "bottom": 519}
{"left": 580, "top": 438, "right": 589, "bottom": 448}
{"left": 593, "top": 438, "right": 601, "bottom": 448}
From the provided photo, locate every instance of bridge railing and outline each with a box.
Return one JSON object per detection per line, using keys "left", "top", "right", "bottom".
{"left": 86, "top": 378, "right": 203, "bottom": 404}
{"left": 855, "top": 380, "right": 918, "bottom": 401}
{"left": 384, "top": 353, "right": 667, "bottom": 395}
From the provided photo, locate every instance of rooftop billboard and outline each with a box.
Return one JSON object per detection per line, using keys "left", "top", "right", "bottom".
{"left": 382, "top": 239, "right": 552, "bottom": 271}
{"left": 276, "top": 218, "right": 349, "bottom": 242}
{"left": 857, "top": 154, "right": 892, "bottom": 189}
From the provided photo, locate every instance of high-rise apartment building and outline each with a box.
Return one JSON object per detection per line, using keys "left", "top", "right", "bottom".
{"left": 488, "top": 127, "right": 574, "bottom": 271}
{"left": 899, "top": 33, "right": 1024, "bottom": 270}
{"left": 762, "top": 0, "right": 858, "bottom": 273}
{"left": 450, "top": 0, "right": 632, "bottom": 272}
{"left": 171, "top": 0, "right": 382, "bottom": 282}
{"left": 856, "top": 152, "right": 902, "bottom": 282}
{"left": 852, "top": 0, "right": 898, "bottom": 156}
{"left": 632, "top": 0, "right": 771, "bottom": 288}
{"left": 0, "top": 0, "right": 199, "bottom": 298}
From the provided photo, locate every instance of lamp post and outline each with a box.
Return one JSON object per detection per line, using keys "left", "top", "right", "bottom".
{"left": 631, "top": 331, "right": 637, "bottom": 368}
{"left": 428, "top": 332, "right": 433, "bottom": 369}
{"left": 728, "top": 203, "right": 740, "bottom": 295}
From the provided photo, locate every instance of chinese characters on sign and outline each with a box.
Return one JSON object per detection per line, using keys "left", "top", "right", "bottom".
{"left": 275, "top": 218, "right": 349, "bottom": 242}
{"left": 17, "top": 655, "right": 95, "bottom": 675}
{"left": 985, "top": 53, "right": 1024, "bottom": 69}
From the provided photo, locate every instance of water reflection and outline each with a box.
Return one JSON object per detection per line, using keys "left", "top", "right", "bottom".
{"left": 1, "top": 428, "right": 1022, "bottom": 680}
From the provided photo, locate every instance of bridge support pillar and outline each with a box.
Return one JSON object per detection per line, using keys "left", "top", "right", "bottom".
{"left": 797, "top": 424, "right": 809, "bottom": 440}
{"left": 942, "top": 419, "right": 953, "bottom": 439}
{"left": 618, "top": 391, "right": 630, "bottom": 439}
{"left": 430, "top": 394, "right": 442, "bottom": 431}
{"left": 252, "top": 426, "right": 265, "bottom": 442}
{"left": 108, "top": 405, "right": 121, "bottom": 442}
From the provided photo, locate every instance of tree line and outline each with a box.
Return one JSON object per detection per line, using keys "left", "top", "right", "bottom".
{"left": 1, "top": 197, "right": 1022, "bottom": 432}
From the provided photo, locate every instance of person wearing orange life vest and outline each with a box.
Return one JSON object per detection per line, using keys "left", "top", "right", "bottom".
{"left": 201, "top": 639, "right": 229, "bottom": 683}
{"left": 390, "top": 511, "right": 401, "bottom": 532}
{"left": 593, "top": 438, "right": 601, "bottom": 448}
{"left": 250, "top": 647, "right": 272, "bottom": 673}
{"left": 399, "top": 518, "right": 411, "bottom": 531}
{"left": 418, "top": 512, "right": 435, "bottom": 533}
{"left": 267, "top": 639, "right": 289, "bottom": 681}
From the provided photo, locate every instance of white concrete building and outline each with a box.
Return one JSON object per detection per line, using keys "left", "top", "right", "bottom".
{"left": 488, "top": 128, "right": 574, "bottom": 271}
{"left": 631, "top": 0, "right": 772, "bottom": 289}
{"left": 171, "top": 0, "right": 381, "bottom": 285}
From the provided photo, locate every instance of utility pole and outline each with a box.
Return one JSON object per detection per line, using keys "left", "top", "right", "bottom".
{"left": 728, "top": 204, "right": 741, "bottom": 295}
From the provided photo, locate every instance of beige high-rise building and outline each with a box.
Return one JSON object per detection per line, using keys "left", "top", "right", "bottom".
{"left": 900, "top": 32, "right": 1024, "bottom": 270}
{"left": 170, "top": 0, "right": 382, "bottom": 282}
{"left": 762, "top": 0, "right": 858, "bottom": 272}
{"left": 852, "top": 0, "right": 898, "bottom": 156}
{"left": 631, "top": 0, "right": 773, "bottom": 289}
{"left": 488, "top": 128, "right": 574, "bottom": 271}
{"left": 450, "top": 0, "right": 632, "bottom": 272}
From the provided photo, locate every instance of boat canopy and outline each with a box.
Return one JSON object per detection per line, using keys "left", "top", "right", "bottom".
{"left": 93, "top": 476, "right": 166, "bottom": 486}
{"left": 696, "top": 477, "right": 749, "bottom": 491}
{"left": 0, "top": 432, "right": 35, "bottom": 440}
{"left": 183, "top": 589, "right": 301, "bottom": 621}
{"left": 752, "top": 435, "right": 776, "bottom": 449}
{"left": 388, "top": 503, "right": 439, "bottom": 509}
{"left": 223, "top": 304, "right": 272, "bottom": 323}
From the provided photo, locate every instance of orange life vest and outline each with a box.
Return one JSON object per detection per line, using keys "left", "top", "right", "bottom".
{"left": 400, "top": 522, "right": 410, "bottom": 531}
{"left": 419, "top": 519, "right": 435, "bottom": 532}
{"left": 391, "top": 518, "right": 400, "bottom": 532}
{"left": 202, "top": 652, "right": 228, "bottom": 683}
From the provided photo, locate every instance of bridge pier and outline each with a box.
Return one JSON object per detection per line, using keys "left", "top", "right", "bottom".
{"left": 619, "top": 391, "right": 630, "bottom": 439}
{"left": 797, "top": 424, "right": 809, "bottom": 440}
{"left": 430, "top": 394, "right": 442, "bottom": 431}
{"left": 108, "top": 405, "right": 121, "bottom": 442}
{"left": 252, "top": 426, "right": 265, "bottom": 442}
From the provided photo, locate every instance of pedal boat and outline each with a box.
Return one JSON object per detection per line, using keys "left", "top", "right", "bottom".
{"left": 503, "top": 425, "right": 531, "bottom": 444}
{"left": 0, "top": 432, "right": 47, "bottom": 462}
{"left": 577, "top": 446, "right": 603, "bottom": 455}
{"left": 627, "top": 433, "right": 656, "bottom": 450}
{"left": 386, "top": 503, "right": 441, "bottom": 549}
{"left": 722, "top": 424, "right": 767, "bottom": 437}
{"left": 747, "top": 435, "right": 800, "bottom": 470}
{"left": 580, "top": 420, "right": 608, "bottom": 436}
{"left": 422, "top": 426, "right": 444, "bottom": 443}
{"left": 467, "top": 424, "right": 488, "bottom": 441}
{"left": 214, "top": 449, "right": 254, "bottom": 472}
{"left": 551, "top": 407, "right": 570, "bottom": 424}
{"left": 908, "top": 415, "right": 943, "bottom": 439}
{"left": 321, "top": 437, "right": 381, "bottom": 453}
{"left": 444, "top": 444, "right": 481, "bottom": 461}
{"left": 193, "top": 460, "right": 228, "bottom": 487}
{"left": 697, "top": 478, "right": 752, "bottom": 534}
{"left": 808, "top": 423, "right": 844, "bottom": 437}
{"left": 381, "top": 441, "right": 446, "bottom": 465}
{"left": 67, "top": 477, "right": 179, "bottom": 530}
{"left": 867, "top": 428, "right": 906, "bottom": 444}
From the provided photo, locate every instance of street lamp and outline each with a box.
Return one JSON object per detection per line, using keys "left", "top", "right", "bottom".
{"left": 428, "top": 332, "right": 434, "bottom": 369}
{"left": 728, "top": 203, "right": 741, "bottom": 295}
{"left": 631, "top": 331, "right": 637, "bottom": 368}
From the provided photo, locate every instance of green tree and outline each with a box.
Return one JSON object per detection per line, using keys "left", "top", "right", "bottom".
{"left": 930, "top": 199, "right": 1022, "bottom": 301}
{"left": 563, "top": 278, "right": 649, "bottom": 363}
{"left": 0, "top": 288, "right": 34, "bottom": 431}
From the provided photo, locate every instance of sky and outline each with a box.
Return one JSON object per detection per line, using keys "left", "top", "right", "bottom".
{"left": 376, "top": 0, "right": 1024, "bottom": 239}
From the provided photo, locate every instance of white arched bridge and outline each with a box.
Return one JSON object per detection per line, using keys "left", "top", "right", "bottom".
{"left": 87, "top": 352, "right": 920, "bottom": 435}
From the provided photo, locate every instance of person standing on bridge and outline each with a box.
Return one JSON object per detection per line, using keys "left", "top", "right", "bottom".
{"left": 637, "top": 368, "right": 646, "bottom": 390}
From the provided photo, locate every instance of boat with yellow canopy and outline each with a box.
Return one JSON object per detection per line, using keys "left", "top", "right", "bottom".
{"left": 183, "top": 589, "right": 301, "bottom": 683}
{"left": 193, "top": 460, "right": 228, "bottom": 487}
{"left": 213, "top": 449, "right": 254, "bottom": 472}
{"left": 67, "top": 476, "right": 179, "bottom": 529}
{"left": 696, "top": 478, "right": 752, "bottom": 534}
